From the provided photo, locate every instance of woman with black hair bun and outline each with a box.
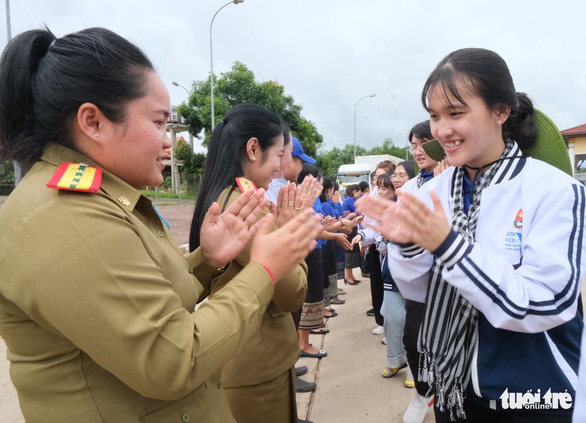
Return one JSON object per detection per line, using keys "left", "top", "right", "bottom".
{"left": 0, "top": 28, "right": 319, "bottom": 422}
{"left": 357, "top": 48, "right": 585, "bottom": 422}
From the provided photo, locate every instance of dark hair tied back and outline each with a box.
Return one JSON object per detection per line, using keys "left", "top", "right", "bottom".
{"left": 421, "top": 48, "right": 537, "bottom": 150}
{"left": 0, "top": 27, "right": 153, "bottom": 165}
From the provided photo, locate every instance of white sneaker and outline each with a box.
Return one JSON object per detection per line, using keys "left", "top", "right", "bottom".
{"left": 403, "top": 393, "right": 433, "bottom": 423}
{"left": 381, "top": 337, "right": 387, "bottom": 345}
{"left": 372, "top": 325, "right": 384, "bottom": 335}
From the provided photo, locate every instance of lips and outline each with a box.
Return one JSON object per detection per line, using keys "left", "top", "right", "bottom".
{"left": 443, "top": 140, "right": 462, "bottom": 149}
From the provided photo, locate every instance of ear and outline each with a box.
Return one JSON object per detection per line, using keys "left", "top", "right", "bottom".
{"left": 75, "top": 102, "right": 107, "bottom": 146}
{"left": 245, "top": 137, "right": 259, "bottom": 163}
{"left": 495, "top": 104, "right": 512, "bottom": 125}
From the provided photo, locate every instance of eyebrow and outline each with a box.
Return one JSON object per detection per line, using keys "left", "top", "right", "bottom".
{"left": 156, "top": 110, "right": 170, "bottom": 118}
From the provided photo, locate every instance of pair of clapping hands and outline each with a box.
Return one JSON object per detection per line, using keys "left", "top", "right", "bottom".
{"left": 200, "top": 187, "right": 321, "bottom": 284}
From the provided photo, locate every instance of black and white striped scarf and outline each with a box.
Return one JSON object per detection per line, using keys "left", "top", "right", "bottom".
{"left": 418, "top": 140, "right": 522, "bottom": 420}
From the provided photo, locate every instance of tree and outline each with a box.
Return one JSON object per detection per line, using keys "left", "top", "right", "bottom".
{"left": 316, "top": 138, "right": 410, "bottom": 180}
{"left": 177, "top": 62, "right": 323, "bottom": 156}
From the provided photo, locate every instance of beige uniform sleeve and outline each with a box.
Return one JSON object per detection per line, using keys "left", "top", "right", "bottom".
{"left": 11, "top": 195, "right": 273, "bottom": 401}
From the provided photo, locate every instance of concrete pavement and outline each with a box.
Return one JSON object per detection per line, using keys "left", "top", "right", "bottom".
{"left": 296, "top": 272, "right": 435, "bottom": 423}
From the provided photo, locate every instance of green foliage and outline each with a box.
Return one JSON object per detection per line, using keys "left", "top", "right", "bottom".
{"left": 178, "top": 61, "right": 323, "bottom": 155}
{"left": 174, "top": 141, "right": 206, "bottom": 176}
{"left": 0, "top": 161, "right": 15, "bottom": 184}
{"left": 316, "top": 138, "right": 410, "bottom": 180}
{"left": 160, "top": 177, "right": 173, "bottom": 191}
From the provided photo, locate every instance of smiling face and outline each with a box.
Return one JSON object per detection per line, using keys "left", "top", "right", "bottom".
{"left": 100, "top": 70, "right": 172, "bottom": 189}
{"left": 411, "top": 135, "right": 437, "bottom": 173}
{"left": 391, "top": 166, "right": 410, "bottom": 189}
{"left": 427, "top": 78, "right": 507, "bottom": 174}
{"left": 243, "top": 134, "right": 285, "bottom": 190}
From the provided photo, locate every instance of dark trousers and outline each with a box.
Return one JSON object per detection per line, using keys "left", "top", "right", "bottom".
{"left": 403, "top": 299, "right": 428, "bottom": 396}
{"left": 368, "top": 246, "right": 384, "bottom": 326}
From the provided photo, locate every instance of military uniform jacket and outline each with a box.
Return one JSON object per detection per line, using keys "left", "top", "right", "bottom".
{"left": 0, "top": 144, "right": 274, "bottom": 422}
{"left": 212, "top": 186, "right": 308, "bottom": 388}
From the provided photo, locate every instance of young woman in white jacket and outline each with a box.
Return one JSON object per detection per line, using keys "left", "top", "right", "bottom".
{"left": 357, "top": 48, "right": 585, "bottom": 422}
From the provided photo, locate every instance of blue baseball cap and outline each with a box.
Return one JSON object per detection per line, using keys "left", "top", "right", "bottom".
{"left": 291, "top": 136, "right": 316, "bottom": 164}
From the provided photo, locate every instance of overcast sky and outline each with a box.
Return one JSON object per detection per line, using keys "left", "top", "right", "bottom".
{"left": 2, "top": 0, "right": 585, "bottom": 155}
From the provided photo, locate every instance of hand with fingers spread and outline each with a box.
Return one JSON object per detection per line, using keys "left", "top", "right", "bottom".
{"left": 200, "top": 188, "right": 268, "bottom": 268}
{"left": 250, "top": 208, "right": 321, "bottom": 282}
{"left": 320, "top": 215, "right": 338, "bottom": 231}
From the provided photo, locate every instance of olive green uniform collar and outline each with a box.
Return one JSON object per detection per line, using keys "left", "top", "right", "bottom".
{"left": 41, "top": 143, "right": 143, "bottom": 211}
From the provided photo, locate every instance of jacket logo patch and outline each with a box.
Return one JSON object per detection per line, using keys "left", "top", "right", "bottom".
{"left": 505, "top": 209, "right": 522, "bottom": 252}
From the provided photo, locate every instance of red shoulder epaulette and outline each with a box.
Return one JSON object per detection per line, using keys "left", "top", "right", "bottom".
{"left": 47, "top": 162, "right": 102, "bottom": 193}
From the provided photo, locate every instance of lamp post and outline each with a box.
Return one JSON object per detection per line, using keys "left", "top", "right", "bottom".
{"left": 353, "top": 93, "right": 376, "bottom": 161}
{"left": 210, "top": 0, "right": 245, "bottom": 132}
{"left": 172, "top": 81, "right": 189, "bottom": 96}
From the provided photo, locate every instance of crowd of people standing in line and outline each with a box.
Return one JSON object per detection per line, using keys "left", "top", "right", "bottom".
{"left": 1, "top": 24, "right": 586, "bottom": 423}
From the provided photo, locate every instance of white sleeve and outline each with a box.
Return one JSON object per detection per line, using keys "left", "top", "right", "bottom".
{"left": 387, "top": 241, "right": 433, "bottom": 303}
{"left": 436, "top": 183, "right": 586, "bottom": 333}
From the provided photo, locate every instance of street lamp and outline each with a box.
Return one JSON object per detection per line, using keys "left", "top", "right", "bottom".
{"left": 210, "top": 0, "right": 245, "bottom": 132}
{"left": 353, "top": 93, "right": 376, "bottom": 161}
{"left": 172, "top": 81, "right": 190, "bottom": 96}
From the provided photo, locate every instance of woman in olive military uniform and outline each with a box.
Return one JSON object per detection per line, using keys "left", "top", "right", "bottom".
{"left": 189, "top": 104, "right": 315, "bottom": 423}
{"left": 0, "top": 27, "right": 320, "bottom": 423}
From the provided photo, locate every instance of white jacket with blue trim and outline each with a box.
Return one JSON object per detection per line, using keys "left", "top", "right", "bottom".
{"left": 388, "top": 156, "right": 585, "bottom": 408}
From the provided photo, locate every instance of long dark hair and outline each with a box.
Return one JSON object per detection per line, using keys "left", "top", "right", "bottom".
{"left": 189, "top": 103, "right": 285, "bottom": 251}
{"left": 0, "top": 27, "right": 153, "bottom": 165}
{"left": 296, "top": 163, "right": 321, "bottom": 185}
{"left": 421, "top": 48, "right": 536, "bottom": 149}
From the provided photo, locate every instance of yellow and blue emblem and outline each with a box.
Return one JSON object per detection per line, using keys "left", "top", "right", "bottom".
{"left": 47, "top": 162, "right": 102, "bottom": 193}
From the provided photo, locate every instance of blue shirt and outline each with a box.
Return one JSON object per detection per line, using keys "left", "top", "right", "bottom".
{"left": 341, "top": 196, "right": 356, "bottom": 215}
{"left": 312, "top": 198, "right": 324, "bottom": 250}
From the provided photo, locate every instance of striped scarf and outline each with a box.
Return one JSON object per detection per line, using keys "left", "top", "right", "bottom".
{"left": 418, "top": 140, "right": 522, "bottom": 420}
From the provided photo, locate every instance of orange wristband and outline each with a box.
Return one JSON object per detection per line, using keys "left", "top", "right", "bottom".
{"left": 262, "top": 265, "right": 275, "bottom": 288}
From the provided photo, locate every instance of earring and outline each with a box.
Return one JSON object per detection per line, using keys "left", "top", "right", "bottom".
{"left": 497, "top": 120, "right": 501, "bottom": 126}
{"left": 252, "top": 156, "right": 256, "bottom": 162}
{"left": 94, "top": 133, "right": 99, "bottom": 138}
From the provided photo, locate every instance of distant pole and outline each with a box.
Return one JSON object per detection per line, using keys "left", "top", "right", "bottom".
{"left": 210, "top": 0, "right": 245, "bottom": 132}
{"left": 5, "top": 0, "right": 21, "bottom": 186}
{"left": 353, "top": 93, "right": 376, "bottom": 161}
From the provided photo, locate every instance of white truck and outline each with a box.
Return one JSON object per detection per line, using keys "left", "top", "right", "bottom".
{"left": 337, "top": 155, "right": 403, "bottom": 196}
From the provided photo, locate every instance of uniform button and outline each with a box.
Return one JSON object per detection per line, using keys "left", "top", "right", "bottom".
{"left": 158, "top": 230, "right": 164, "bottom": 237}
{"left": 217, "top": 381, "right": 222, "bottom": 389}
{"left": 181, "top": 413, "right": 191, "bottom": 422}
{"left": 118, "top": 196, "right": 131, "bottom": 206}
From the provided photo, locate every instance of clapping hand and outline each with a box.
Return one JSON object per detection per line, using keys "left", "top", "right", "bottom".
{"left": 200, "top": 188, "right": 268, "bottom": 268}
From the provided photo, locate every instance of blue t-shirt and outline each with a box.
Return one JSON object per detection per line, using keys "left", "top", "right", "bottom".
{"left": 312, "top": 197, "right": 324, "bottom": 250}
{"left": 341, "top": 196, "right": 356, "bottom": 215}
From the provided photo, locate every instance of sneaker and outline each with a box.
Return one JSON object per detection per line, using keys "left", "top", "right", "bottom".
{"left": 405, "top": 366, "right": 414, "bottom": 388}
{"left": 372, "top": 325, "right": 384, "bottom": 335}
{"left": 382, "top": 362, "right": 407, "bottom": 378}
{"left": 381, "top": 337, "right": 387, "bottom": 345}
{"left": 366, "top": 309, "right": 375, "bottom": 316}
{"left": 403, "top": 393, "right": 434, "bottom": 423}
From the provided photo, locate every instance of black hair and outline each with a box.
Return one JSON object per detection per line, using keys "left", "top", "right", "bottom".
{"left": 377, "top": 171, "right": 394, "bottom": 189}
{"left": 333, "top": 181, "right": 340, "bottom": 192}
{"left": 282, "top": 122, "right": 291, "bottom": 146}
{"left": 296, "top": 163, "right": 321, "bottom": 185}
{"left": 421, "top": 48, "right": 536, "bottom": 149}
{"left": 396, "top": 161, "right": 416, "bottom": 180}
{"left": 319, "top": 177, "right": 334, "bottom": 202}
{"left": 0, "top": 27, "right": 154, "bottom": 165}
{"left": 359, "top": 181, "right": 369, "bottom": 192}
{"left": 189, "top": 103, "right": 285, "bottom": 251}
{"left": 408, "top": 120, "right": 432, "bottom": 142}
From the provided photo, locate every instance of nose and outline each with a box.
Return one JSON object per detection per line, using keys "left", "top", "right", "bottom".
{"left": 163, "top": 132, "right": 172, "bottom": 149}
{"left": 432, "top": 119, "right": 453, "bottom": 141}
